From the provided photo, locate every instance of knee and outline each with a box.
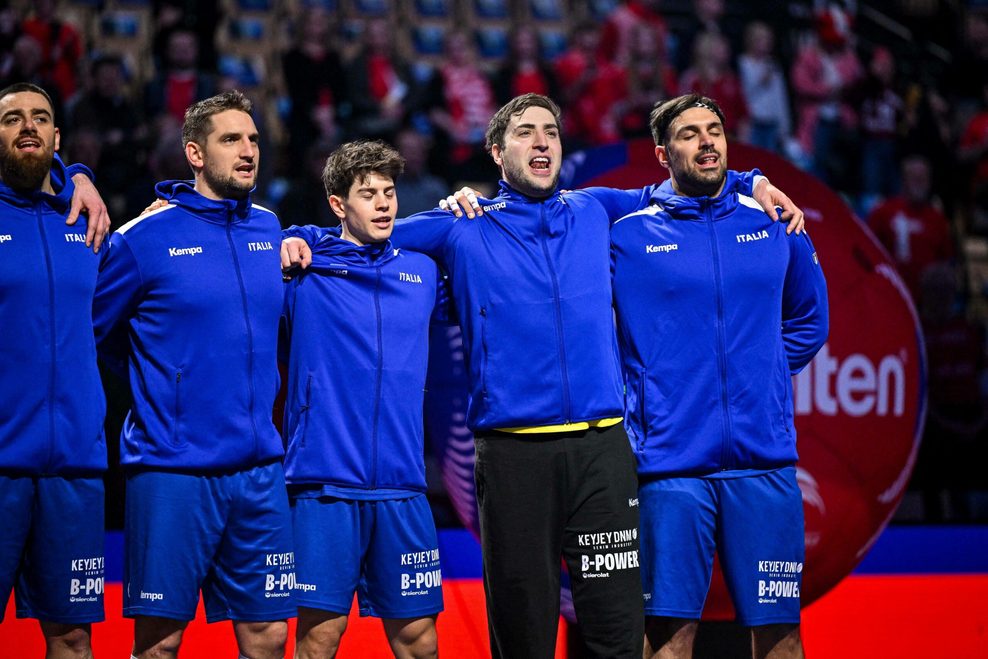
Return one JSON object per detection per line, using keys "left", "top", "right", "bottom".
{"left": 237, "top": 620, "right": 289, "bottom": 659}
{"left": 390, "top": 620, "right": 438, "bottom": 659}
{"left": 296, "top": 617, "right": 347, "bottom": 658}
{"left": 42, "top": 623, "right": 92, "bottom": 657}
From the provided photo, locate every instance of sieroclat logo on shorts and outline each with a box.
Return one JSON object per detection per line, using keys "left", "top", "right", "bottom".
{"left": 168, "top": 245, "right": 203, "bottom": 257}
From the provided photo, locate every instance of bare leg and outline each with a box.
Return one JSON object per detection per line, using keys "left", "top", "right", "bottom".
{"left": 233, "top": 619, "right": 289, "bottom": 659}
{"left": 383, "top": 616, "right": 438, "bottom": 659}
{"left": 751, "top": 623, "right": 804, "bottom": 659}
{"left": 295, "top": 607, "right": 348, "bottom": 659}
{"left": 132, "top": 616, "right": 187, "bottom": 659}
{"left": 39, "top": 621, "right": 93, "bottom": 659}
{"left": 643, "top": 617, "right": 697, "bottom": 659}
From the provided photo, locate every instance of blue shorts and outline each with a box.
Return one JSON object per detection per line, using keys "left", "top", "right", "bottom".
{"left": 0, "top": 475, "right": 105, "bottom": 624}
{"left": 291, "top": 493, "right": 443, "bottom": 619}
{"left": 123, "top": 462, "right": 296, "bottom": 623}
{"left": 639, "top": 466, "right": 804, "bottom": 626}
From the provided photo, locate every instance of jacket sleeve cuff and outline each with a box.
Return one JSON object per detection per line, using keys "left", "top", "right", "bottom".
{"left": 64, "top": 160, "right": 96, "bottom": 183}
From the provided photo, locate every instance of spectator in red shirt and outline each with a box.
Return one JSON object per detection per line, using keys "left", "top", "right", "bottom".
{"left": 867, "top": 154, "right": 955, "bottom": 302}
{"left": 144, "top": 29, "right": 217, "bottom": 130}
{"left": 21, "top": 0, "right": 82, "bottom": 100}
{"left": 679, "top": 31, "right": 749, "bottom": 141}
{"left": 599, "top": 0, "right": 669, "bottom": 67}
{"left": 618, "top": 24, "right": 678, "bottom": 139}
{"left": 555, "top": 21, "right": 628, "bottom": 147}
{"left": 491, "top": 26, "right": 559, "bottom": 105}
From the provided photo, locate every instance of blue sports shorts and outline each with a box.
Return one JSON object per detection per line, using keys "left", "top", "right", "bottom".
{"left": 639, "top": 466, "right": 804, "bottom": 626}
{"left": 291, "top": 493, "right": 443, "bottom": 619}
{"left": 123, "top": 462, "right": 296, "bottom": 623}
{"left": 0, "top": 474, "right": 105, "bottom": 624}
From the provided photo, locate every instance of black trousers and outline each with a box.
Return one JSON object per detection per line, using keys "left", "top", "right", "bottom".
{"left": 474, "top": 423, "right": 644, "bottom": 659}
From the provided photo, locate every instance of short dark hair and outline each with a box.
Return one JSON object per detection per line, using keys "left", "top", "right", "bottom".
{"left": 321, "top": 140, "right": 405, "bottom": 199}
{"left": 0, "top": 82, "right": 55, "bottom": 118}
{"left": 484, "top": 93, "right": 562, "bottom": 153}
{"left": 649, "top": 94, "right": 726, "bottom": 146}
{"left": 182, "top": 90, "right": 253, "bottom": 147}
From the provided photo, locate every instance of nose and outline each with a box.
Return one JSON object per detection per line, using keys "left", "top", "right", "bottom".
{"left": 698, "top": 130, "right": 715, "bottom": 148}
{"left": 375, "top": 193, "right": 390, "bottom": 210}
{"left": 21, "top": 116, "right": 38, "bottom": 132}
{"left": 239, "top": 137, "right": 257, "bottom": 160}
{"left": 532, "top": 129, "right": 549, "bottom": 150}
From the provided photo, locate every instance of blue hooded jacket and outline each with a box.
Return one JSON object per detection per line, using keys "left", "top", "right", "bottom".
{"left": 281, "top": 233, "right": 439, "bottom": 496}
{"left": 285, "top": 173, "right": 762, "bottom": 432}
{"left": 93, "top": 180, "right": 284, "bottom": 471}
{"left": 611, "top": 183, "right": 829, "bottom": 478}
{"left": 0, "top": 158, "right": 106, "bottom": 474}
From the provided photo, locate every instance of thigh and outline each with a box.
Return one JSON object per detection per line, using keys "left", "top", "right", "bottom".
{"left": 19, "top": 476, "right": 105, "bottom": 624}
{"left": 207, "top": 462, "right": 296, "bottom": 623}
{"left": 716, "top": 467, "right": 804, "bottom": 626}
{"left": 563, "top": 426, "right": 644, "bottom": 658}
{"left": 638, "top": 476, "right": 718, "bottom": 619}
{"left": 124, "top": 470, "right": 225, "bottom": 621}
{"left": 291, "top": 496, "right": 363, "bottom": 615}
{"left": 361, "top": 495, "right": 443, "bottom": 619}
{"left": 0, "top": 475, "right": 34, "bottom": 620}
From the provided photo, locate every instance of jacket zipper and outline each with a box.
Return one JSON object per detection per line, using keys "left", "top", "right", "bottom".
{"left": 173, "top": 370, "right": 182, "bottom": 444}
{"left": 705, "top": 203, "right": 733, "bottom": 470}
{"left": 226, "top": 221, "right": 259, "bottom": 458}
{"left": 299, "top": 374, "right": 312, "bottom": 447}
{"left": 637, "top": 368, "right": 647, "bottom": 451}
{"left": 37, "top": 206, "right": 56, "bottom": 472}
{"left": 540, "top": 203, "right": 571, "bottom": 422}
{"left": 371, "top": 268, "right": 383, "bottom": 488}
{"left": 479, "top": 306, "right": 488, "bottom": 398}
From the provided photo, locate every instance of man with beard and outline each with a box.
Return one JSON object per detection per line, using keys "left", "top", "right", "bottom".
{"left": 0, "top": 82, "right": 108, "bottom": 659}
{"left": 282, "top": 93, "right": 804, "bottom": 659}
{"left": 610, "top": 95, "right": 829, "bottom": 659}
{"left": 92, "top": 90, "right": 294, "bottom": 659}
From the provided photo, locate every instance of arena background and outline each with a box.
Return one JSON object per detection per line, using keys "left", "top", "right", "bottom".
{"left": 1, "top": 0, "right": 987, "bottom": 656}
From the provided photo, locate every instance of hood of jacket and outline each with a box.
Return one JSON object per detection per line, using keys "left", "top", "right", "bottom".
{"left": 154, "top": 179, "right": 253, "bottom": 224}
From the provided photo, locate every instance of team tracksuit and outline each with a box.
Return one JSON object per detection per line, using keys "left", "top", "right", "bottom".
{"left": 0, "top": 159, "right": 106, "bottom": 624}
{"left": 281, "top": 233, "right": 444, "bottom": 618}
{"left": 610, "top": 182, "right": 829, "bottom": 624}
{"left": 93, "top": 180, "right": 295, "bottom": 622}
{"left": 289, "top": 180, "right": 661, "bottom": 658}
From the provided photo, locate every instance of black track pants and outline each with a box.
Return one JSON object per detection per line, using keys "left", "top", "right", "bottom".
{"left": 474, "top": 423, "right": 644, "bottom": 659}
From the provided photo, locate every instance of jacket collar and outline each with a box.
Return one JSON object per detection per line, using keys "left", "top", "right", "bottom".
{"left": 309, "top": 228, "right": 398, "bottom": 272}
{"left": 0, "top": 156, "right": 74, "bottom": 213}
{"left": 154, "top": 179, "right": 253, "bottom": 224}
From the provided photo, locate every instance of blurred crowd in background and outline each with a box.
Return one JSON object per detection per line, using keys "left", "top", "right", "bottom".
{"left": 3, "top": 0, "right": 986, "bottom": 524}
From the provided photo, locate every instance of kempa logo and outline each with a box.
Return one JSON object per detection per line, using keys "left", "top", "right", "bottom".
{"left": 793, "top": 343, "right": 906, "bottom": 417}
{"left": 168, "top": 246, "right": 203, "bottom": 257}
{"left": 65, "top": 233, "right": 87, "bottom": 243}
{"left": 399, "top": 272, "right": 423, "bottom": 284}
{"left": 482, "top": 201, "right": 506, "bottom": 212}
{"left": 248, "top": 241, "right": 273, "bottom": 251}
{"left": 0, "top": 234, "right": 11, "bottom": 243}
{"left": 646, "top": 243, "right": 678, "bottom": 254}
{"left": 737, "top": 229, "right": 769, "bottom": 243}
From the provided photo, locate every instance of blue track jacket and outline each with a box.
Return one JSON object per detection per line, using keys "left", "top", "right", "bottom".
{"left": 611, "top": 184, "right": 829, "bottom": 478}
{"left": 286, "top": 174, "right": 762, "bottom": 431}
{"left": 93, "top": 180, "right": 284, "bottom": 471}
{"left": 0, "top": 159, "right": 106, "bottom": 475}
{"left": 281, "top": 234, "right": 439, "bottom": 496}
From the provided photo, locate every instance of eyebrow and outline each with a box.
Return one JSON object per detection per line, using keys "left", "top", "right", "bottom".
{"left": 675, "top": 121, "right": 723, "bottom": 134}
{"left": 357, "top": 184, "right": 395, "bottom": 193}
{"left": 513, "top": 122, "right": 559, "bottom": 131}
{"left": 218, "top": 131, "right": 260, "bottom": 141}
{"left": 1, "top": 107, "right": 53, "bottom": 120}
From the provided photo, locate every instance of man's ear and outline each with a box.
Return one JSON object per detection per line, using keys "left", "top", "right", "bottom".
{"left": 654, "top": 145, "right": 670, "bottom": 170}
{"left": 328, "top": 194, "right": 347, "bottom": 221}
{"left": 53, "top": 126, "right": 60, "bottom": 152}
{"left": 491, "top": 143, "right": 503, "bottom": 168}
{"left": 185, "top": 141, "right": 204, "bottom": 169}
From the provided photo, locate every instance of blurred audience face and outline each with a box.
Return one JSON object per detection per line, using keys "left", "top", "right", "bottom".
{"left": 396, "top": 130, "right": 430, "bottom": 176}
{"left": 512, "top": 27, "right": 540, "bottom": 61}
{"left": 901, "top": 156, "right": 931, "bottom": 205}
{"left": 93, "top": 59, "right": 126, "bottom": 98}
{"left": 167, "top": 30, "right": 199, "bottom": 70}
{"left": 870, "top": 47, "right": 895, "bottom": 85}
{"left": 744, "top": 22, "right": 773, "bottom": 57}
{"left": 12, "top": 36, "right": 43, "bottom": 76}
{"left": 365, "top": 19, "right": 390, "bottom": 54}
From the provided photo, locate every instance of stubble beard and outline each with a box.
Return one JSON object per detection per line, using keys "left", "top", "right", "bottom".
{"left": 503, "top": 157, "right": 559, "bottom": 199}
{"left": 202, "top": 161, "right": 254, "bottom": 200}
{"left": 669, "top": 147, "right": 726, "bottom": 198}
